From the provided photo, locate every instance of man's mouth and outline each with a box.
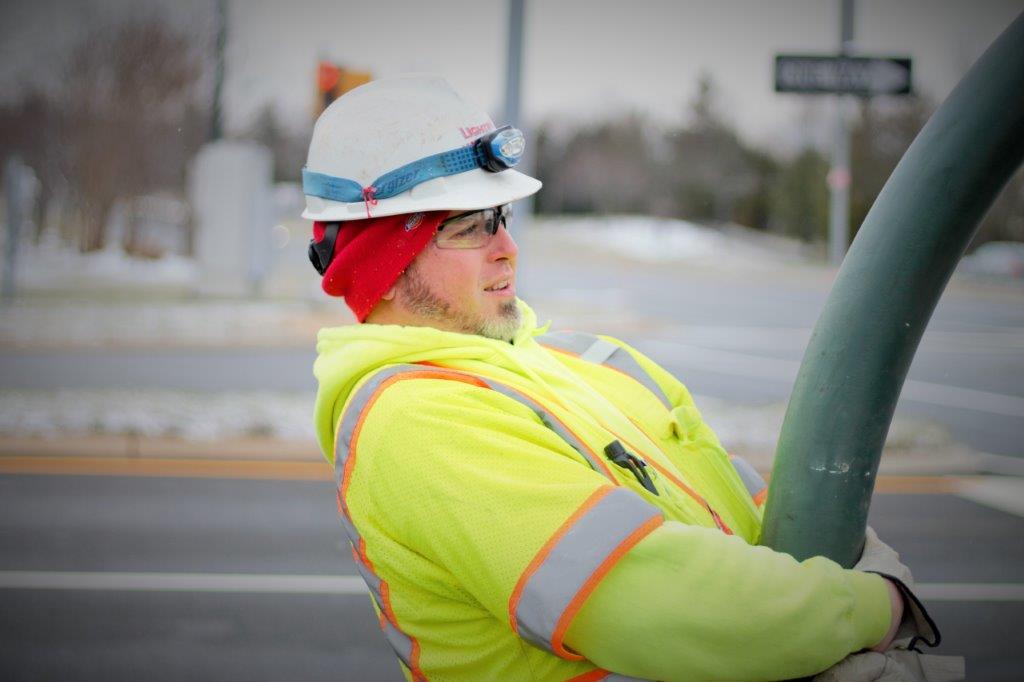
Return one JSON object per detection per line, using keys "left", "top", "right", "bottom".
{"left": 484, "top": 279, "right": 512, "bottom": 292}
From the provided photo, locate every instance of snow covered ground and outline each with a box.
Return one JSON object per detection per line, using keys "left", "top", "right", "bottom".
{"left": 0, "top": 389, "right": 315, "bottom": 442}
{"left": 533, "top": 215, "right": 813, "bottom": 268}
{"left": 0, "top": 386, "right": 973, "bottom": 472}
{"left": 0, "top": 298, "right": 346, "bottom": 348}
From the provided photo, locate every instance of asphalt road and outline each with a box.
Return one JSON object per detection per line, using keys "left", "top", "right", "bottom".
{"left": 2, "top": 256, "right": 1021, "bottom": 458}
{"left": 1, "top": 471, "right": 1022, "bottom": 681}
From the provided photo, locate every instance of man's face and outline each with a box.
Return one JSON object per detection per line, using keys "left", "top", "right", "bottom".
{"left": 393, "top": 210, "right": 521, "bottom": 341}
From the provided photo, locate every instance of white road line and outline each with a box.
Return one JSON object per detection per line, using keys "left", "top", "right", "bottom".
{"left": 0, "top": 571, "right": 367, "bottom": 594}
{"left": 902, "top": 380, "right": 1024, "bottom": 419}
{"left": 955, "top": 477, "right": 1024, "bottom": 518}
{"left": 915, "top": 583, "right": 1024, "bottom": 602}
{"left": 1, "top": 571, "right": 1023, "bottom": 602}
{"left": 643, "top": 340, "right": 1024, "bottom": 418}
{"left": 660, "top": 327, "right": 1024, "bottom": 353}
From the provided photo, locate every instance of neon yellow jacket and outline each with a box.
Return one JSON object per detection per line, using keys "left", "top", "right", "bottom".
{"left": 313, "top": 300, "right": 890, "bottom": 681}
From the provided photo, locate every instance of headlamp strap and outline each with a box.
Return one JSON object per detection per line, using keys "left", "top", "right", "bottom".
{"left": 302, "top": 126, "right": 525, "bottom": 206}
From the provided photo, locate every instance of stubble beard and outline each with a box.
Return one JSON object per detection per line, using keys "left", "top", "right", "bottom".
{"left": 398, "top": 263, "right": 522, "bottom": 342}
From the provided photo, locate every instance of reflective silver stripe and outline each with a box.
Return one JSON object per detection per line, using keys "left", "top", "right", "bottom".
{"left": 538, "top": 331, "right": 672, "bottom": 409}
{"left": 338, "top": 510, "right": 360, "bottom": 546}
{"left": 603, "top": 674, "right": 652, "bottom": 681}
{"left": 514, "top": 487, "right": 662, "bottom": 652}
{"left": 352, "top": 548, "right": 384, "bottom": 606}
{"left": 473, "top": 375, "right": 610, "bottom": 477}
{"left": 334, "top": 365, "right": 429, "bottom": 491}
{"left": 729, "top": 455, "right": 767, "bottom": 500}
{"left": 333, "top": 365, "right": 435, "bottom": 680}
{"left": 579, "top": 337, "right": 619, "bottom": 364}
{"left": 381, "top": 617, "right": 416, "bottom": 674}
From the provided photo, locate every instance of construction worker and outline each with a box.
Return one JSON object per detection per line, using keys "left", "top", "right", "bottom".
{"left": 303, "top": 75, "right": 953, "bottom": 681}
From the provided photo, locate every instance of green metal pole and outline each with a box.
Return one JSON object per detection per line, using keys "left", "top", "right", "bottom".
{"left": 760, "top": 11, "right": 1024, "bottom": 566}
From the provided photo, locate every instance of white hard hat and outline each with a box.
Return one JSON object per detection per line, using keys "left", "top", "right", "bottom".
{"left": 302, "top": 74, "right": 542, "bottom": 221}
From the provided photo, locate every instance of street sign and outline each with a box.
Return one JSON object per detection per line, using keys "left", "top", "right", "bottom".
{"left": 775, "top": 55, "right": 912, "bottom": 96}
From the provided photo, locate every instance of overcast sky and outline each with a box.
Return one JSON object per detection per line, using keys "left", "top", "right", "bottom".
{"left": 2, "top": 0, "right": 1021, "bottom": 152}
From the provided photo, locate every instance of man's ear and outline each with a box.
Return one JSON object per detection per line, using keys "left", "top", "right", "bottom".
{"left": 380, "top": 284, "right": 397, "bottom": 301}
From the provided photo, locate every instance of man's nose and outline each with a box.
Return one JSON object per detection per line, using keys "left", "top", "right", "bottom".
{"left": 488, "top": 224, "right": 518, "bottom": 262}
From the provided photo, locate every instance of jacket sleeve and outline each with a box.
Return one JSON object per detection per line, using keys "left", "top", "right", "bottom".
{"left": 568, "top": 339, "right": 892, "bottom": 680}
{"left": 565, "top": 521, "right": 892, "bottom": 681}
{"left": 344, "top": 375, "right": 891, "bottom": 678}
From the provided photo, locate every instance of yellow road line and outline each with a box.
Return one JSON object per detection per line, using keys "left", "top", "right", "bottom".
{"left": 0, "top": 456, "right": 331, "bottom": 481}
{"left": 873, "top": 475, "right": 966, "bottom": 494}
{"left": 0, "top": 456, "right": 973, "bottom": 492}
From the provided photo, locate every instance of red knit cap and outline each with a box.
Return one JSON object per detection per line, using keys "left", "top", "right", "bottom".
{"left": 313, "top": 210, "right": 446, "bottom": 321}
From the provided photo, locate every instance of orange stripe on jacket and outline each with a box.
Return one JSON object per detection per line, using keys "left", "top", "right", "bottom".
{"left": 550, "top": 515, "right": 664, "bottom": 659}
{"left": 507, "top": 485, "right": 612, "bottom": 650}
{"left": 341, "top": 370, "right": 480, "bottom": 682}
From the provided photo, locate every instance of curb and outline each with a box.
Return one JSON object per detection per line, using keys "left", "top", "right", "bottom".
{"left": 1, "top": 434, "right": 1015, "bottom": 479}
{"left": 0, "top": 434, "right": 322, "bottom": 462}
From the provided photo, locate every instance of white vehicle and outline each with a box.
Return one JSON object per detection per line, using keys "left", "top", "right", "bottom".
{"left": 959, "top": 241, "right": 1024, "bottom": 279}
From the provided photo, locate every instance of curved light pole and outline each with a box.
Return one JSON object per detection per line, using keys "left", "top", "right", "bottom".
{"left": 761, "top": 12, "right": 1024, "bottom": 566}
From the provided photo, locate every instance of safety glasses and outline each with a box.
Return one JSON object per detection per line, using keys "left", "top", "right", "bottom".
{"left": 434, "top": 205, "right": 512, "bottom": 249}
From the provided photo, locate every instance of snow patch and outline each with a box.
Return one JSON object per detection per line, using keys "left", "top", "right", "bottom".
{"left": 0, "top": 389, "right": 315, "bottom": 441}
{"left": 534, "top": 215, "right": 810, "bottom": 267}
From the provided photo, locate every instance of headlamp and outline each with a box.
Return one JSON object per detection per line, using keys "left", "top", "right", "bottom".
{"left": 475, "top": 126, "right": 525, "bottom": 172}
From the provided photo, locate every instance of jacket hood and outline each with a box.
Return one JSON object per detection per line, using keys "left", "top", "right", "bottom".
{"left": 313, "top": 298, "right": 546, "bottom": 460}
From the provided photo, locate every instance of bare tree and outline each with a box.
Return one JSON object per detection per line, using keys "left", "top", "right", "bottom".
{"left": 243, "top": 103, "right": 311, "bottom": 183}
{"left": 536, "top": 114, "right": 661, "bottom": 215}
{"left": 668, "top": 74, "right": 768, "bottom": 225}
{"left": 60, "top": 14, "right": 206, "bottom": 252}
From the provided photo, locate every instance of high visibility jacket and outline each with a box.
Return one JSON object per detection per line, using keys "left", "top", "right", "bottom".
{"left": 313, "top": 300, "right": 891, "bottom": 682}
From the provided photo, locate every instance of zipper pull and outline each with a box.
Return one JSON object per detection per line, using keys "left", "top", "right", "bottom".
{"left": 604, "top": 440, "right": 659, "bottom": 496}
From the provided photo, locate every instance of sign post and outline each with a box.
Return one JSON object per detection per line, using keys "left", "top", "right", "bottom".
{"left": 774, "top": 2, "right": 913, "bottom": 265}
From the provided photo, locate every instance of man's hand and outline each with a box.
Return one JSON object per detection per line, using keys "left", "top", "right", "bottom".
{"left": 871, "top": 578, "right": 905, "bottom": 652}
{"left": 853, "top": 526, "right": 940, "bottom": 650}
{"left": 812, "top": 648, "right": 966, "bottom": 681}
{"left": 855, "top": 526, "right": 914, "bottom": 588}
{"left": 811, "top": 527, "right": 965, "bottom": 681}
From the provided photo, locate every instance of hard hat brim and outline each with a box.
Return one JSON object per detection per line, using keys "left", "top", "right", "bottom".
{"left": 302, "top": 168, "right": 542, "bottom": 221}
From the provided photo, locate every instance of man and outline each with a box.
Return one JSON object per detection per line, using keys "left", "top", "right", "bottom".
{"left": 304, "top": 75, "right": 946, "bottom": 681}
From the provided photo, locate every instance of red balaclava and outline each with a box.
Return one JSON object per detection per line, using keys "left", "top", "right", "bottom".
{"left": 312, "top": 210, "right": 446, "bottom": 322}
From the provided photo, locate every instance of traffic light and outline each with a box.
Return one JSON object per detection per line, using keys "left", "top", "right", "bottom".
{"left": 316, "top": 62, "right": 372, "bottom": 115}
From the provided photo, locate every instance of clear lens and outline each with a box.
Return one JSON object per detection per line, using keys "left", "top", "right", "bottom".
{"left": 435, "top": 206, "right": 509, "bottom": 250}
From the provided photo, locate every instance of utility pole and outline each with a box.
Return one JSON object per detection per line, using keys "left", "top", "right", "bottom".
{"left": 504, "top": 0, "right": 524, "bottom": 128}
{"left": 827, "top": 0, "right": 855, "bottom": 265}
{"left": 3, "top": 157, "right": 27, "bottom": 302}
{"left": 504, "top": 0, "right": 531, "bottom": 226}
{"left": 210, "top": 0, "right": 227, "bottom": 141}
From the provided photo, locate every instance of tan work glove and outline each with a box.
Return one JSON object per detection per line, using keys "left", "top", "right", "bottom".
{"left": 812, "top": 648, "right": 965, "bottom": 682}
{"left": 811, "top": 527, "right": 965, "bottom": 681}
{"left": 853, "top": 526, "right": 938, "bottom": 650}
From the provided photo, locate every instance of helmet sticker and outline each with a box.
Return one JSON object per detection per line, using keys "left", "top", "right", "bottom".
{"left": 459, "top": 121, "right": 494, "bottom": 139}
